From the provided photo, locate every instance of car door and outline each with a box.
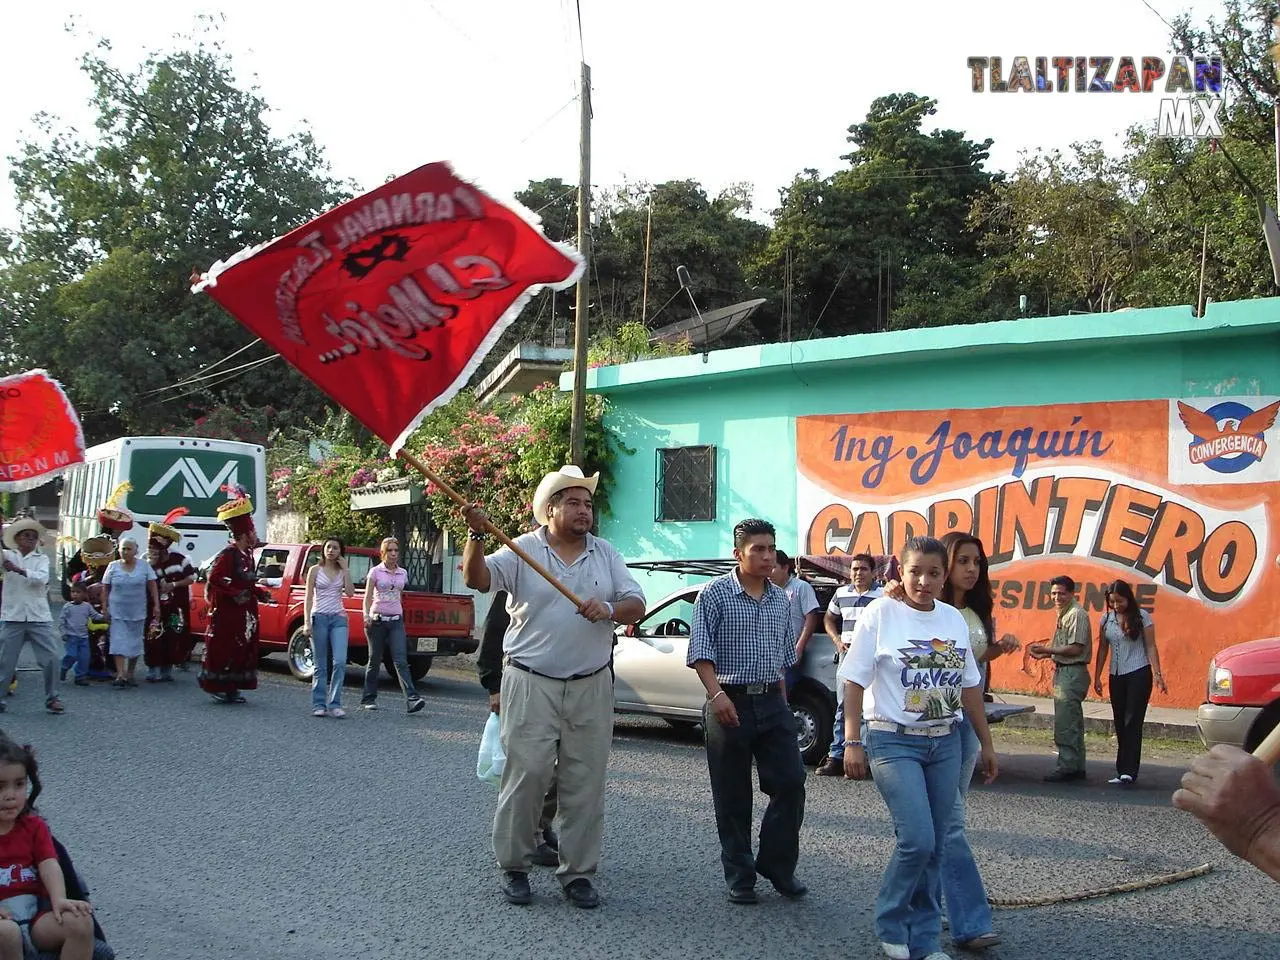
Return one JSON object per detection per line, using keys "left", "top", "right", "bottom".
{"left": 612, "top": 590, "right": 707, "bottom": 719}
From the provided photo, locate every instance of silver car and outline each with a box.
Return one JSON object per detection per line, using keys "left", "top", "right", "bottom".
{"left": 612, "top": 558, "right": 1034, "bottom": 766}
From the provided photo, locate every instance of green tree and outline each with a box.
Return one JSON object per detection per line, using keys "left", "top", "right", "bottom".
{"left": 755, "top": 94, "right": 998, "bottom": 336}
{"left": 0, "top": 21, "right": 350, "bottom": 441}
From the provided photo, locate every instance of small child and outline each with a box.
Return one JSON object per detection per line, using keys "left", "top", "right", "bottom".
{"left": 58, "top": 585, "right": 94, "bottom": 688}
{"left": 0, "top": 739, "right": 95, "bottom": 958}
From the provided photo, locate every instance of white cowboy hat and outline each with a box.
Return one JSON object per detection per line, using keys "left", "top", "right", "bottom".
{"left": 532, "top": 466, "right": 599, "bottom": 526}
{"left": 3, "top": 517, "right": 50, "bottom": 551}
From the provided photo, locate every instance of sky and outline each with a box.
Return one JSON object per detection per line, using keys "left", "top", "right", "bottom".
{"left": 0, "top": 0, "right": 1232, "bottom": 233}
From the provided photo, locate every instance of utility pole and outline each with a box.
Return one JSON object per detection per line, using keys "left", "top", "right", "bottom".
{"left": 569, "top": 61, "right": 592, "bottom": 469}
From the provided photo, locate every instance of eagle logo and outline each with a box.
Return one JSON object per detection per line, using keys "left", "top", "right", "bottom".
{"left": 1177, "top": 399, "right": 1280, "bottom": 471}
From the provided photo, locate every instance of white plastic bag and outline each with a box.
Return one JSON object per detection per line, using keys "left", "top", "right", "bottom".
{"left": 476, "top": 712, "right": 506, "bottom": 787}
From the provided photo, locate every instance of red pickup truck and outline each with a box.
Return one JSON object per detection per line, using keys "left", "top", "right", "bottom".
{"left": 190, "top": 543, "right": 476, "bottom": 683}
{"left": 1196, "top": 637, "right": 1280, "bottom": 752}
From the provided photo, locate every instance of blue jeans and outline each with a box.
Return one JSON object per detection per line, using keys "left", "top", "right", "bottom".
{"left": 940, "top": 717, "right": 993, "bottom": 942}
{"left": 310, "top": 613, "right": 349, "bottom": 710}
{"left": 361, "top": 618, "right": 419, "bottom": 705}
{"left": 61, "top": 635, "right": 90, "bottom": 680}
{"left": 864, "top": 723, "right": 962, "bottom": 957}
{"left": 703, "top": 689, "right": 807, "bottom": 890}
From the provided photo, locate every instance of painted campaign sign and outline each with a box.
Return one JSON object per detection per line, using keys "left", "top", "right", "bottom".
{"left": 797, "top": 399, "right": 1280, "bottom": 708}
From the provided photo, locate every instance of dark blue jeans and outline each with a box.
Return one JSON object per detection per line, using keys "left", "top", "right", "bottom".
{"left": 703, "top": 689, "right": 807, "bottom": 891}
{"left": 360, "top": 618, "right": 419, "bottom": 706}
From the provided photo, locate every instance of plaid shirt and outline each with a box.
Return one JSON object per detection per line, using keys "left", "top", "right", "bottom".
{"left": 687, "top": 570, "right": 797, "bottom": 684}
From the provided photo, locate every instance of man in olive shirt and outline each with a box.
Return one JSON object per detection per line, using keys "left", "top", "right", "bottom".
{"left": 1029, "top": 575, "right": 1092, "bottom": 782}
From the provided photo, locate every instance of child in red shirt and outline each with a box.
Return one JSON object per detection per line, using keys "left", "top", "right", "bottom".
{"left": 0, "top": 739, "right": 93, "bottom": 959}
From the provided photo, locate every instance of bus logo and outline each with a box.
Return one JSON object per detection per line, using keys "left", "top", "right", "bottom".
{"left": 145, "top": 458, "right": 241, "bottom": 499}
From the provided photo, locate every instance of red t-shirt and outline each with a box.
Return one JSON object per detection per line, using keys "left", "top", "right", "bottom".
{"left": 0, "top": 815, "right": 55, "bottom": 899}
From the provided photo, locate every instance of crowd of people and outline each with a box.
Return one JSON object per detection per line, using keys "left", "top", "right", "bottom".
{"left": 0, "top": 462, "right": 1277, "bottom": 958}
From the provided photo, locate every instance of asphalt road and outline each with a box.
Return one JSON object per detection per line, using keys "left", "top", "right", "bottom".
{"left": 2, "top": 653, "right": 1277, "bottom": 960}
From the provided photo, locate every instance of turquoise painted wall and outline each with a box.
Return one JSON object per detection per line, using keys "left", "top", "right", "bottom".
{"left": 585, "top": 300, "right": 1280, "bottom": 602}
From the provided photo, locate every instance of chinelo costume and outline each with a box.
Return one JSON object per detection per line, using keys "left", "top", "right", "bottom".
{"left": 199, "top": 486, "right": 261, "bottom": 704}
{"left": 146, "top": 508, "right": 196, "bottom": 681}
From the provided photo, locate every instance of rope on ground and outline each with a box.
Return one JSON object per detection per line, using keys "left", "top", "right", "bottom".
{"left": 989, "top": 862, "right": 1214, "bottom": 909}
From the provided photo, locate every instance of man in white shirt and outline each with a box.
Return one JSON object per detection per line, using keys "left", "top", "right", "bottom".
{"left": 769, "top": 551, "right": 821, "bottom": 673}
{"left": 0, "top": 517, "right": 64, "bottom": 714}
{"left": 816, "top": 553, "right": 882, "bottom": 776}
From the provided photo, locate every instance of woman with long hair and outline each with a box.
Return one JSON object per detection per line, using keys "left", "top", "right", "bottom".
{"left": 935, "top": 531, "right": 1019, "bottom": 951}
{"left": 1093, "top": 579, "right": 1166, "bottom": 786}
{"left": 303, "top": 537, "right": 355, "bottom": 718}
{"left": 360, "top": 537, "right": 426, "bottom": 714}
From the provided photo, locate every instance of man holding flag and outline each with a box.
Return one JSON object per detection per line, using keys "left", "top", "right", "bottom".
{"left": 461, "top": 468, "right": 646, "bottom": 909}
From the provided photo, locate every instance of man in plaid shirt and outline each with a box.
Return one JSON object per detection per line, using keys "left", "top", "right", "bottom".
{"left": 688, "top": 518, "right": 807, "bottom": 905}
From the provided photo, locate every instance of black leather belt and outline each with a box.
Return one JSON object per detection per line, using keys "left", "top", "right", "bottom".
{"left": 506, "top": 657, "right": 610, "bottom": 682}
{"left": 720, "top": 681, "right": 781, "bottom": 696}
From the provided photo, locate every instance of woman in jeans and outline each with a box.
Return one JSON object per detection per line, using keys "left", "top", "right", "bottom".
{"left": 840, "top": 536, "right": 998, "bottom": 960}
{"left": 1093, "top": 579, "right": 1166, "bottom": 786}
{"left": 360, "top": 537, "right": 426, "bottom": 714}
{"left": 303, "top": 537, "right": 354, "bottom": 718}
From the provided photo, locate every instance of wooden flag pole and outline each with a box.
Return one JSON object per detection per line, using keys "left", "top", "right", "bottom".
{"left": 394, "top": 450, "right": 584, "bottom": 608}
{"left": 1253, "top": 722, "right": 1280, "bottom": 766}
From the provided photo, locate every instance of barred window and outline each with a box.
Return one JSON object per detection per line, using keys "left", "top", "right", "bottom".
{"left": 656, "top": 446, "right": 716, "bottom": 522}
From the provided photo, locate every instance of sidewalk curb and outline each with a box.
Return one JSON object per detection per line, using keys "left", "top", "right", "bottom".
{"left": 1000, "top": 709, "right": 1201, "bottom": 741}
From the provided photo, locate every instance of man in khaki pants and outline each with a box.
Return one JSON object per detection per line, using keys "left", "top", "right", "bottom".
{"left": 462, "top": 466, "right": 646, "bottom": 909}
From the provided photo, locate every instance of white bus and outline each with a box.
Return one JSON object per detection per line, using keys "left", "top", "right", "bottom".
{"left": 59, "top": 436, "right": 267, "bottom": 579}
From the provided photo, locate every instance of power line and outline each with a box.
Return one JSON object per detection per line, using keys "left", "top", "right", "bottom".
{"left": 154, "top": 355, "right": 280, "bottom": 407}
{"left": 142, "top": 351, "right": 278, "bottom": 397}
{"left": 513, "top": 94, "right": 579, "bottom": 148}
{"left": 1138, "top": 0, "right": 1176, "bottom": 34}
{"left": 140, "top": 338, "right": 264, "bottom": 397}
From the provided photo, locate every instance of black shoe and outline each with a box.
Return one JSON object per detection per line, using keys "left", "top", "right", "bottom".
{"left": 74, "top": 678, "right": 90, "bottom": 687}
{"left": 1044, "top": 769, "right": 1086, "bottom": 783}
{"left": 501, "top": 871, "right": 532, "bottom": 905}
{"left": 815, "top": 757, "right": 843, "bottom": 777}
{"left": 563, "top": 878, "right": 600, "bottom": 909}
{"left": 531, "top": 843, "right": 559, "bottom": 867}
{"left": 407, "top": 697, "right": 426, "bottom": 714}
{"left": 760, "top": 871, "right": 808, "bottom": 899}
{"left": 541, "top": 826, "right": 559, "bottom": 851}
{"left": 727, "top": 886, "right": 758, "bottom": 905}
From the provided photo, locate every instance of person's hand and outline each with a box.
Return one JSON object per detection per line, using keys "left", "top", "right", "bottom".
{"left": 1173, "top": 745, "right": 1280, "bottom": 860}
{"left": 461, "top": 503, "right": 488, "bottom": 534}
{"left": 843, "top": 743, "right": 868, "bottom": 779}
{"left": 51, "top": 897, "right": 93, "bottom": 922}
{"left": 1094, "top": 678, "right": 1104, "bottom": 697}
{"left": 1155, "top": 671, "right": 1168, "bottom": 694}
{"left": 1027, "top": 642, "right": 1047, "bottom": 659}
{"left": 997, "top": 633, "right": 1021, "bottom": 653}
{"left": 488, "top": 692, "right": 500, "bottom": 714}
{"left": 708, "top": 692, "right": 739, "bottom": 728}
{"left": 578, "top": 598, "right": 612, "bottom": 623}
{"left": 0, "top": 907, "right": 11, "bottom": 921}
{"left": 2, "top": 559, "right": 22, "bottom": 574}
{"left": 883, "top": 579, "right": 906, "bottom": 601}
{"left": 337, "top": 555, "right": 349, "bottom": 571}
{"left": 980, "top": 745, "right": 999, "bottom": 784}
{"left": 795, "top": 640, "right": 808, "bottom": 661}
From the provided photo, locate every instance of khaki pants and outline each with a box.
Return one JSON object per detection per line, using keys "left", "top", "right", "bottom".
{"left": 1052, "top": 663, "right": 1090, "bottom": 773}
{"left": 493, "top": 666, "right": 613, "bottom": 885}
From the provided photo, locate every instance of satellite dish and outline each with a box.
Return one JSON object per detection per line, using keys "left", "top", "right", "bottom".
{"left": 650, "top": 298, "right": 767, "bottom": 349}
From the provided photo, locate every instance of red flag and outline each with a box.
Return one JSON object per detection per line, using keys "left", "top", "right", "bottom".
{"left": 0, "top": 370, "right": 86, "bottom": 492}
{"left": 193, "top": 162, "right": 583, "bottom": 452}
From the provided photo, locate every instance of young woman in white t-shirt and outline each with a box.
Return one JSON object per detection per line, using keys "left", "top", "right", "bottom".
{"left": 1092, "top": 579, "right": 1166, "bottom": 786}
{"left": 838, "top": 536, "right": 998, "bottom": 960}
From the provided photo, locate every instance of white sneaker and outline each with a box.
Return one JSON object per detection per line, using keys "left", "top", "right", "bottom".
{"left": 361, "top": 703, "right": 377, "bottom": 711}
{"left": 880, "top": 944, "right": 910, "bottom": 960}
{"left": 1107, "top": 776, "right": 1124, "bottom": 784}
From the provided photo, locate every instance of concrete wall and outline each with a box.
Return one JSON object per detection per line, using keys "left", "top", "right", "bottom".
{"left": 583, "top": 299, "right": 1280, "bottom": 708}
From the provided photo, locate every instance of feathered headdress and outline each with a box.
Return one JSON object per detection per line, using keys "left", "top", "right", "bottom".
{"left": 148, "top": 506, "right": 190, "bottom": 548}
{"left": 96, "top": 481, "right": 134, "bottom": 533}
{"left": 216, "top": 482, "right": 255, "bottom": 534}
